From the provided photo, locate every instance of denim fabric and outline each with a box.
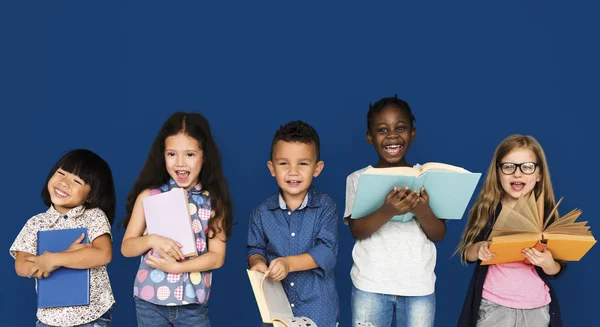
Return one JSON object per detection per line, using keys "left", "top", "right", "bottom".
{"left": 134, "top": 297, "right": 210, "bottom": 327}
{"left": 351, "top": 285, "right": 435, "bottom": 327}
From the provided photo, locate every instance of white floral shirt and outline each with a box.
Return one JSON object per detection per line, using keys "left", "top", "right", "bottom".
{"left": 10, "top": 205, "right": 115, "bottom": 326}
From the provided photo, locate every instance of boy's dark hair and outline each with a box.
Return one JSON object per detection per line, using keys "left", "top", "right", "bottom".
{"left": 122, "top": 112, "right": 233, "bottom": 241}
{"left": 42, "top": 149, "right": 117, "bottom": 225}
{"left": 367, "top": 95, "right": 416, "bottom": 132}
{"left": 270, "top": 120, "right": 321, "bottom": 161}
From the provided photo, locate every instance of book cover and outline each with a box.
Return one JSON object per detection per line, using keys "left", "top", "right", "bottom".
{"left": 483, "top": 192, "right": 596, "bottom": 265}
{"left": 37, "top": 228, "right": 90, "bottom": 308}
{"left": 143, "top": 188, "right": 198, "bottom": 257}
{"left": 351, "top": 162, "right": 481, "bottom": 222}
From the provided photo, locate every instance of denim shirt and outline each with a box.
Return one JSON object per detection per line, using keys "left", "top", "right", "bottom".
{"left": 247, "top": 187, "right": 340, "bottom": 326}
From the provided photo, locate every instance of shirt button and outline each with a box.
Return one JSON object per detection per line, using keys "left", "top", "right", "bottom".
{"left": 290, "top": 282, "right": 294, "bottom": 286}
{"left": 63, "top": 215, "right": 68, "bottom": 219}
{"left": 290, "top": 303, "right": 295, "bottom": 307}
{"left": 287, "top": 211, "right": 291, "bottom": 215}
{"left": 291, "top": 232, "right": 296, "bottom": 237}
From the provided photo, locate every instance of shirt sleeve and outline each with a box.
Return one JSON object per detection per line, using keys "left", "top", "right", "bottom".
{"left": 307, "top": 201, "right": 338, "bottom": 278}
{"left": 343, "top": 172, "right": 358, "bottom": 223}
{"left": 86, "top": 208, "right": 112, "bottom": 242}
{"left": 9, "top": 218, "right": 39, "bottom": 258}
{"left": 247, "top": 207, "right": 267, "bottom": 262}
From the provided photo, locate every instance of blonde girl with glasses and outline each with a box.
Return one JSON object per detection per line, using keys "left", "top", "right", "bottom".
{"left": 456, "top": 134, "right": 566, "bottom": 327}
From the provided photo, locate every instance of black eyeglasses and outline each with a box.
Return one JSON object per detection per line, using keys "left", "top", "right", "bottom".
{"left": 498, "top": 162, "right": 539, "bottom": 175}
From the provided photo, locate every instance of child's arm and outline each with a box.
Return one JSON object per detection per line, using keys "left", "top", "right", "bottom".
{"left": 145, "top": 219, "right": 227, "bottom": 273}
{"left": 268, "top": 202, "right": 339, "bottom": 281}
{"left": 348, "top": 187, "right": 417, "bottom": 240}
{"left": 523, "top": 247, "right": 562, "bottom": 276}
{"left": 465, "top": 241, "right": 495, "bottom": 263}
{"left": 121, "top": 189, "right": 185, "bottom": 259}
{"left": 26, "top": 234, "right": 112, "bottom": 278}
{"left": 412, "top": 188, "right": 446, "bottom": 242}
{"left": 15, "top": 251, "right": 36, "bottom": 277}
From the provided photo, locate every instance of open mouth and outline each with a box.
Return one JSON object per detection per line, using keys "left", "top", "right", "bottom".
{"left": 510, "top": 182, "right": 525, "bottom": 192}
{"left": 176, "top": 170, "right": 190, "bottom": 181}
{"left": 54, "top": 188, "right": 69, "bottom": 198}
{"left": 383, "top": 144, "right": 403, "bottom": 156}
{"left": 286, "top": 180, "right": 302, "bottom": 187}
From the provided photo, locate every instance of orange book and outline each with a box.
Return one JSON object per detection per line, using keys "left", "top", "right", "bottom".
{"left": 482, "top": 192, "right": 596, "bottom": 265}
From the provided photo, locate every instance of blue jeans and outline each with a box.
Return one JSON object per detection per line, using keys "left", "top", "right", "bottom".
{"left": 36, "top": 307, "right": 112, "bottom": 326}
{"left": 134, "top": 297, "right": 210, "bottom": 327}
{"left": 351, "top": 285, "right": 435, "bottom": 327}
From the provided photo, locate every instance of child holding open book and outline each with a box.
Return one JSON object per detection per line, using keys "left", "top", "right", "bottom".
{"left": 344, "top": 96, "right": 445, "bottom": 327}
{"left": 456, "top": 134, "right": 566, "bottom": 327}
{"left": 10, "top": 149, "right": 116, "bottom": 326}
{"left": 247, "top": 121, "right": 339, "bottom": 326}
{"left": 121, "top": 112, "right": 233, "bottom": 327}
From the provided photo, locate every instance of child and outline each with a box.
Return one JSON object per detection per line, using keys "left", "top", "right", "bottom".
{"left": 456, "top": 134, "right": 565, "bottom": 327}
{"left": 344, "top": 96, "right": 445, "bottom": 327}
{"left": 121, "top": 112, "right": 233, "bottom": 327}
{"left": 247, "top": 121, "right": 340, "bottom": 326}
{"left": 10, "top": 149, "right": 117, "bottom": 327}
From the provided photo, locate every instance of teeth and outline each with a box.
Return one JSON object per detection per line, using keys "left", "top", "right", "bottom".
{"left": 384, "top": 145, "right": 401, "bottom": 149}
{"left": 56, "top": 189, "right": 68, "bottom": 196}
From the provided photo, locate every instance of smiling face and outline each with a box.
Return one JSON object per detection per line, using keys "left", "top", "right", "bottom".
{"left": 367, "top": 105, "right": 416, "bottom": 168}
{"left": 164, "top": 132, "right": 204, "bottom": 190}
{"left": 268, "top": 141, "right": 324, "bottom": 204}
{"left": 498, "top": 147, "right": 541, "bottom": 208}
{"left": 47, "top": 168, "right": 91, "bottom": 213}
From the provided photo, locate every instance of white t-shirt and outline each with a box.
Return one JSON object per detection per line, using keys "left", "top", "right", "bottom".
{"left": 344, "top": 165, "right": 436, "bottom": 296}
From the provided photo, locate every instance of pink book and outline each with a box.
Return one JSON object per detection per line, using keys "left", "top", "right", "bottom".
{"left": 142, "top": 188, "right": 198, "bottom": 257}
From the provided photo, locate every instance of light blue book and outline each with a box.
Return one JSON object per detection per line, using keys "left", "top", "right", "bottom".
{"left": 351, "top": 163, "right": 482, "bottom": 222}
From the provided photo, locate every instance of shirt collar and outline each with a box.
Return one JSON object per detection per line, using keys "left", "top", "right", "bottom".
{"left": 46, "top": 204, "right": 86, "bottom": 223}
{"left": 167, "top": 178, "right": 204, "bottom": 195}
{"left": 267, "top": 187, "right": 320, "bottom": 211}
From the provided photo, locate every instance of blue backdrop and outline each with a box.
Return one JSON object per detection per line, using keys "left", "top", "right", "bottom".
{"left": 1, "top": 1, "right": 598, "bottom": 326}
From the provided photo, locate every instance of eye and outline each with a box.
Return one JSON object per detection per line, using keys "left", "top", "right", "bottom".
{"left": 397, "top": 126, "right": 406, "bottom": 132}
{"left": 300, "top": 162, "right": 309, "bottom": 166}
{"left": 57, "top": 171, "right": 65, "bottom": 176}
{"left": 278, "top": 162, "right": 288, "bottom": 166}
{"left": 166, "top": 152, "right": 175, "bottom": 157}
{"left": 377, "top": 128, "right": 388, "bottom": 133}
{"left": 186, "top": 153, "right": 195, "bottom": 157}
{"left": 74, "top": 180, "right": 83, "bottom": 185}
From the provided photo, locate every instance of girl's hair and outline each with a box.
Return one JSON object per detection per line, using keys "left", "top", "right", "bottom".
{"left": 122, "top": 112, "right": 233, "bottom": 240}
{"left": 367, "top": 94, "right": 416, "bottom": 132}
{"left": 41, "top": 149, "right": 116, "bottom": 224}
{"left": 456, "top": 134, "right": 556, "bottom": 263}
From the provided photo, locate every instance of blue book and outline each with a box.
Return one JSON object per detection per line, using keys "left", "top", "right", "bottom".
{"left": 37, "top": 228, "right": 90, "bottom": 308}
{"left": 351, "top": 163, "right": 482, "bottom": 222}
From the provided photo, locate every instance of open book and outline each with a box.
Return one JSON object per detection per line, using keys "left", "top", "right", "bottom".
{"left": 247, "top": 270, "right": 318, "bottom": 327}
{"left": 143, "top": 188, "right": 198, "bottom": 257}
{"left": 351, "top": 162, "right": 481, "bottom": 222}
{"left": 482, "top": 192, "right": 596, "bottom": 265}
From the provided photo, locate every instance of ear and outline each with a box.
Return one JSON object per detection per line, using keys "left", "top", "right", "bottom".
{"left": 267, "top": 161, "right": 276, "bottom": 177}
{"left": 366, "top": 131, "right": 373, "bottom": 144}
{"left": 313, "top": 161, "right": 325, "bottom": 177}
{"left": 410, "top": 126, "right": 417, "bottom": 141}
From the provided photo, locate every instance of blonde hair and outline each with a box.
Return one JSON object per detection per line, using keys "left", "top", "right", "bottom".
{"left": 455, "top": 134, "right": 557, "bottom": 263}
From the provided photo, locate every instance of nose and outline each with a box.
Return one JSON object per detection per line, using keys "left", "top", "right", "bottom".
{"left": 289, "top": 164, "right": 300, "bottom": 175}
{"left": 176, "top": 155, "right": 185, "bottom": 167}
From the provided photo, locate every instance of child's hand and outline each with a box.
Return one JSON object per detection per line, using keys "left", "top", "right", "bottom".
{"left": 478, "top": 241, "right": 496, "bottom": 261}
{"left": 382, "top": 187, "right": 418, "bottom": 216}
{"left": 412, "top": 187, "right": 432, "bottom": 219}
{"left": 149, "top": 234, "right": 184, "bottom": 261}
{"left": 65, "top": 233, "right": 91, "bottom": 252}
{"left": 146, "top": 249, "right": 181, "bottom": 273}
{"left": 522, "top": 247, "right": 555, "bottom": 269}
{"left": 25, "top": 252, "right": 58, "bottom": 279}
{"left": 266, "top": 257, "right": 290, "bottom": 281}
{"left": 250, "top": 261, "right": 268, "bottom": 273}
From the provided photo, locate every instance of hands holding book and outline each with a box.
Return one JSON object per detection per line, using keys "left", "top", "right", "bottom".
{"left": 144, "top": 234, "right": 185, "bottom": 273}
{"left": 477, "top": 240, "right": 561, "bottom": 274}
{"left": 26, "top": 233, "right": 89, "bottom": 279}
{"left": 250, "top": 257, "right": 290, "bottom": 281}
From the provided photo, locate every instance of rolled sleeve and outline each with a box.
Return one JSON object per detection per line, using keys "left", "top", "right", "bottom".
{"left": 308, "top": 202, "right": 338, "bottom": 278}
{"left": 247, "top": 208, "right": 267, "bottom": 261}
{"left": 9, "top": 218, "right": 38, "bottom": 258}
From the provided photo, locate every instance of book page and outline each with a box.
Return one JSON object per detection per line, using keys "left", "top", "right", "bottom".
{"left": 363, "top": 166, "right": 420, "bottom": 176}
{"left": 420, "top": 162, "right": 469, "bottom": 173}
{"left": 262, "top": 274, "right": 294, "bottom": 321}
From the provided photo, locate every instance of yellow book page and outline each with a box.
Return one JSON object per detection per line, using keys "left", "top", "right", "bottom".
{"left": 363, "top": 166, "right": 420, "bottom": 176}
{"left": 420, "top": 162, "right": 469, "bottom": 173}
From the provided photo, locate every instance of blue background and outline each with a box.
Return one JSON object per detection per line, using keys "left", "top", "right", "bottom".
{"left": 1, "top": 1, "right": 598, "bottom": 326}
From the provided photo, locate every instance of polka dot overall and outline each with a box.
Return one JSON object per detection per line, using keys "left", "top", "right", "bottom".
{"left": 133, "top": 179, "right": 213, "bottom": 306}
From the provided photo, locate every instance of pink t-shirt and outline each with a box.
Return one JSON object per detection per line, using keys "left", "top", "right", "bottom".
{"left": 482, "top": 262, "right": 551, "bottom": 309}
